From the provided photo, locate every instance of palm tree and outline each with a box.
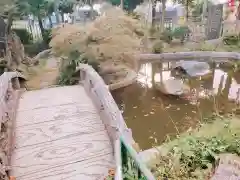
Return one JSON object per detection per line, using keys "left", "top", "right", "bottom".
{"left": 45, "top": 0, "right": 55, "bottom": 27}
{"left": 58, "top": 0, "right": 74, "bottom": 22}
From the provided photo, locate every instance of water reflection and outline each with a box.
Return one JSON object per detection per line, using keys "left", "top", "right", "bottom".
{"left": 112, "top": 61, "right": 240, "bottom": 150}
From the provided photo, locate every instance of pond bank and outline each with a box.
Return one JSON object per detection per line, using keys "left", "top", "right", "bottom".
{"left": 139, "top": 116, "right": 240, "bottom": 179}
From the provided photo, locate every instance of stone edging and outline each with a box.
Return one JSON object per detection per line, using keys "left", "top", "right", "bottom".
{"left": 105, "top": 65, "right": 137, "bottom": 91}
{"left": 33, "top": 49, "right": 52, "bottom": 62}
{"left": 136, "top": 51, "right": 240, "bottom": 64}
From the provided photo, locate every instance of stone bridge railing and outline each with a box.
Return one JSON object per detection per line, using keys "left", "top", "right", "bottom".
{"left": 0, "top": 72, "right": 25, "bottom": 179}
{"left": 77, "top": 64, "right": 155, "bottom": 180}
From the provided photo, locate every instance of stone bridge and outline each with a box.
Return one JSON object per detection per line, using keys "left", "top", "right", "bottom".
{"left": 0, "top": 64, "right": 155, "bottom": 180}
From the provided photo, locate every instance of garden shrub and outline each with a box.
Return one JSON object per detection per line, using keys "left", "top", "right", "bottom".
{"left": 172, "top": 26, "right": 191, "bottom": 43}
{"left": 160, "top": 28, "right": 173, "bottom": 44}
{"left": 223, "top": 34, "right": 239, "bottom": 45}
{"left": 152, "top": 40, "right": 163, "bottom": 54}
{"left": 42, "top": 29, "right": 52, "bottom": 45}
{"left": 58, "top": 50, "right": 100, "bottom": 85}
{"left": 24, "top": 41, "right": 48, "bottom": 57}
{"left": 13, "top": 28, "right": 33, "bottom": 44}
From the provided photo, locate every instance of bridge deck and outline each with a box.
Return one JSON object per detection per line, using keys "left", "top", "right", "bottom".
{"left": 11, "top": 85, "right": 114, "bottom": 180}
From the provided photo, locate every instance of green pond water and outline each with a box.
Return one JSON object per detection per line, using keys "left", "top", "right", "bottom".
{"left": 112, "top": 61, "right": 240, "bottom": 150}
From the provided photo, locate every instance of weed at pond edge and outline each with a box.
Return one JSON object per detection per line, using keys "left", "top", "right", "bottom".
{"left": 150, "top": 116, "right": 240, "bottom": 180}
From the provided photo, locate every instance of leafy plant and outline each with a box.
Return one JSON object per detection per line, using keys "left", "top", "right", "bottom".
{"left": 24, "top": 40, "right": 48, "bottom": 56}
{"left": 172, "top": 26, "right": 191, "bottom": 43}
{"left": 152, "top": 40, "right": 163, "bottom": 54}
{"left": 13, "top": 28, "right": 33, "bottom": 44}
{"left": 42, "top": 29, "right": 52, "bottom": 46}
{"left": 152, "top": 117, "right": 240, "bottom": 180}
{"left": 223, "top": 34, "right": 240, "bottom": 46}
{"left": 57, "top": 50, "right": 100, "bottom": 85}
{"left": 160, "top": 28, "right": 173, "bottom": 44}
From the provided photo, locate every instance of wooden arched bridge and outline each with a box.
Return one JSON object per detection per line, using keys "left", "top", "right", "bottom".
{"left": 0, "top": 64, "right": 155, "bottom": 180}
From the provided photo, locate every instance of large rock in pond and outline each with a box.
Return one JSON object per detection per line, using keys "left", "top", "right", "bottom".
{"left": 155, "top": 79, "right": 190, "bottom": 96}
{"left": 172, "top": 60, "right": 211, "bottom": 77}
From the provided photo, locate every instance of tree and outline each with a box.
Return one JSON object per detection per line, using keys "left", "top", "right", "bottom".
{"left": 17, "top": 0, "right": 54, "bottom": 43}
{"left": 45, "top": 0, "right": 55, "bottom": 27}
{"left": 108, "top": 0, "right": 144, "bottom": 11}
{"left": 0, "top": 0, "right": 22, "bottom": 71}
{"left": 58, "top": 0, "right": 74, "bottom": 22}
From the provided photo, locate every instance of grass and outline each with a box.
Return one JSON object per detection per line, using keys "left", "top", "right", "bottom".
{"left": 150, "top": 115, "right": 240, "bottom": 180}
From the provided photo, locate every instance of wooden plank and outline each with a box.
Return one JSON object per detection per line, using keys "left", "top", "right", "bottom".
{"left": 16, "top": 103, "right": 98, "bottom": 127}
{"left": 11, "top": 85, "right": 114, "bottom": 179}
{"left": 12, "top": 153, "right": 114, "bottom": 180}
{"left": 14, "top": 115, "right": 105, "bottom": 148}
{"left": 18, "top": 86, "right": 91, "bottom": 111}
{"left": 11, "top": 131, "right": 112, "bottom": 177}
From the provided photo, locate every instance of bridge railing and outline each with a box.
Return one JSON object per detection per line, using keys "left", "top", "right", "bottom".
{"left": 77, "top": 64, "right": 155, "bottom": 180}
{"left": 0, "top": 72, "right": 25, "bottom": 178}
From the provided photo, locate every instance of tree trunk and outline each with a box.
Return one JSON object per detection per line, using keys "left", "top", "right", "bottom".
{"left": 120, "top": 0, "right": 124, "bottom": 9}
{"left": 61, "top": 13, "right": 64, "bottom": 23}
{"left": 186, "top": 0, "right": 189, "bottom": 22}
{"left": 37, "top": 15, "right": 46, "bottom": 42}
{"left": 161, "top": 0, "right": 166, "bottom": 32}
{"left": 88, "top": 0, "right": 94, "bottom": 20}
{"left": 54, "top": 0, "right": 60, "bottom": 24}
{"left": 152, "top": 0, "right": 156, "bottom": 27}
{"left": 48, "top": 15, "right": 53, "bottom": 28}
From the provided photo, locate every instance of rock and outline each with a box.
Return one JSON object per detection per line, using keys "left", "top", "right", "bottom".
{"left": 210, "top": 153, "right": 240, "bottom": 180}
{"left": 155, "top": 79, "right": 190, "bottom": 96}
{"left": 172, "top": 60, "right": 211, "bottom": 77}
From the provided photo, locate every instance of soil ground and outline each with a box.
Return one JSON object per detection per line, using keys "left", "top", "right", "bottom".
{"left": 26, "top": 56, "right": 60, "bottom": 90}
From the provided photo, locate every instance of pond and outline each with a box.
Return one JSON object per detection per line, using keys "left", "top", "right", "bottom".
{"left": 112, "top": 61, "right": 240, "bottom": 150}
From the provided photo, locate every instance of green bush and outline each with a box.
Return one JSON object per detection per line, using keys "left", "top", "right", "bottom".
{"left": 223, "top": 34, "right": 239, "bottom": 45}
{"left": 58, "top": 50, "right": 100, "bottom": 85}
{"left": 153, "top": 117, "right": 240, "bottom": 180}
{"left": 160, "top": 28, "right": 173, "bottom": 44}
{"left": 13, "top": 28, "right": 33, "bottom": 44}
{"left": 172, "top": 26, "right": 191, "bottom": 43}
{"left": 24, "top": 41, "right": 48, "bottom": 57}
{"left": 43, "top": 29, "right": 52, "bottom": 45}
{"left": 152, "top": 40, "right": 163, "bottom": 54}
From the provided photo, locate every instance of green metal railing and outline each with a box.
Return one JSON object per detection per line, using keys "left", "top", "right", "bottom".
{"left": 114, "top": 136, "right": 156, "bottom": 180}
